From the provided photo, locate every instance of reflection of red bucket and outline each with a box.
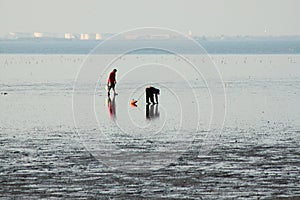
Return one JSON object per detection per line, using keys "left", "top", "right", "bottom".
{"left": 130, "top": 99, "right": 138, "bottom": 107}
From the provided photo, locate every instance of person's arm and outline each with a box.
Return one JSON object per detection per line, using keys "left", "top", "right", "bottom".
{"left": 155, "top": 94, "right": 158, "bottom": 104}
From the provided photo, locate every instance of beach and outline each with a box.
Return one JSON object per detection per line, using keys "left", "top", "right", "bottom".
{"left": 0, "top": 54, "right": 300, "bottom": 199}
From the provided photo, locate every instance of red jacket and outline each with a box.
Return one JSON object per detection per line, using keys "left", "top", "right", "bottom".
{"left": 108, "top": 71, "right": 116, "bottom": 83}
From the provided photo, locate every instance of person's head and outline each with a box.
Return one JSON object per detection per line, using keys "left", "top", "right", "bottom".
{"left": 113, "top": 69, "right": 117, "bottom": 73}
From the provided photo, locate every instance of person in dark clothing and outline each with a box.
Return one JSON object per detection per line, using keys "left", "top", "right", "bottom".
{"left": 145, "top": 86, "right": 160, "bottom": 104}
{"left": 107, "top": 69, "right": 117, "bottom": 96}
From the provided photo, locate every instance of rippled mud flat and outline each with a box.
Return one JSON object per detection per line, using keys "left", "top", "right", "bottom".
{"left": 1, "top": 126, "right": 300, "bottom": 199}
{"left": 0, "top": 54, "right": 300, "bottom": 199}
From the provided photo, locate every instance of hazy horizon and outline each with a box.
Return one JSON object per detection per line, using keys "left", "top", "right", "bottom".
{"left": 1, "top": 0, "right": 300, "bottom": 36}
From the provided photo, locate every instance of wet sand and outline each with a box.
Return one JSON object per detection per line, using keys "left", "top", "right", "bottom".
{"left": 0, "top": 55, "right": 300, "bottom": 199}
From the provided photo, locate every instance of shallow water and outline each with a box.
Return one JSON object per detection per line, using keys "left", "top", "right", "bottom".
{"left": 0, "top": 54, "right": 300, "bottom": 199}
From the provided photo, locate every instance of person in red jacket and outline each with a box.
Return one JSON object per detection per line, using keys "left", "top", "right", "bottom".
{"left": 107, "top": 69, "right": 117, "bottom": 96}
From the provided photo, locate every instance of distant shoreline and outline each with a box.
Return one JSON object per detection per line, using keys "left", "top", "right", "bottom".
{"left": 1, "top": 39, "right": 300, "bottom": 54}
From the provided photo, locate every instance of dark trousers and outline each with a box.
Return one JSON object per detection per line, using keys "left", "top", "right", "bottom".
{"left": 145, "top": 88, "right": 154, "bottom": 104}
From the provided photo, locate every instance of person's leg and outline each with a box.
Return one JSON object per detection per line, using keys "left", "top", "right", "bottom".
{"left": 145, "top": 88, "right": 150, "bottom": 104}
{"left": 150, "top": 94, "right": 154, "bottom": 104}
{"left": 154, "top": 94, "right": 158, "bottom": 104}
{"left": 107, "top": 83, "right": 111, "bottom": 96}
{"left": 112, "top": 83, "right": 117, "bottom": 95}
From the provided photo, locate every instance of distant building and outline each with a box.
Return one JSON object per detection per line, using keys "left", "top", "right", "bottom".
{"left": 33, "top": 32, "right": 43, "bottom": 38}
{"left": 124, "top": 34, "right": 139, "bottom": 40}
{"left": 10, "top": 32, "right": 32, "bottom": 39}
{"left": 95, "top": 33, "right": 102, "bottom": 40}
{"left": 150, "top": 34, "right": 170, "bottom": 39}
{"left": 7, "top": 32, "right": 17, "bottom": 39}
{"left": 65, "top": 33, "right": 74, "bottom": 39}
{"left": 80, "top": 33, "right": 89, "bottom": 40}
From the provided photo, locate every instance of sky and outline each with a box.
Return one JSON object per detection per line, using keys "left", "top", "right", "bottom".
{"left": 1, "top": 0, "right": 300, "bottom": 36}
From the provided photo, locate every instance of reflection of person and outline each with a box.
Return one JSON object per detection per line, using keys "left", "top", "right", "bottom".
{"left": 107, "top": 69, "right": 117, "bottom": 96}
{"left": 106, "top": 96, "right": 116, "bottom": 120}
{"left": 145, "top": 86, "right": 160, "bottom": 104}
{"left": 146, "top": 104, "right": 159, "bottom": 120}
